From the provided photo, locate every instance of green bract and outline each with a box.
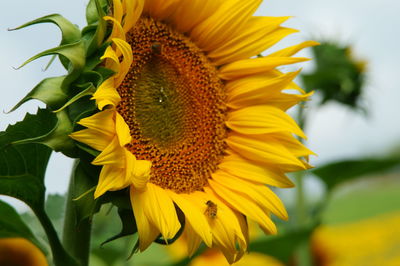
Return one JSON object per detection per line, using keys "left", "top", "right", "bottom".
{"left": 0, "top": 1, "right": 114, "bottom": 265}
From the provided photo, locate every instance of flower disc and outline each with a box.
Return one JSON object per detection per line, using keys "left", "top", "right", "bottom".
{"left": 117, "top": 17, "right": 227, "bottom": 193}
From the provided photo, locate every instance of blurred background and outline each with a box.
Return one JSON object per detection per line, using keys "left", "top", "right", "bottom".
{"left": 1, "top": 0, "right": 399, "bottom": 265}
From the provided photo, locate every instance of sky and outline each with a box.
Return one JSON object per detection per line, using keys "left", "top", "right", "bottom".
{"left": 1, "top": 0, "right": 400, "bottom": 209}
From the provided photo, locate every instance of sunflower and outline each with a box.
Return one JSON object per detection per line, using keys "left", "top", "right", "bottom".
{"left": 0, "top": 238, "right": 48, "bottom": 266}
{"left": 70, "top": 0, "right": 316, "bottom": 263}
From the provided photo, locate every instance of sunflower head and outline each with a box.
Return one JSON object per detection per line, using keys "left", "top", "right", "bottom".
{"left": 0, "top": 238, "right": 48, "bottom": 266}
{"left": 13, "top": 0, "right": 316, "bottom": 263}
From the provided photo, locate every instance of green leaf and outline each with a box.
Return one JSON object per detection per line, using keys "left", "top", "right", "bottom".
{"left": 11, "top": 110, "right": 77, "bottom": 157}
{"left": 8, "top": 76, "right": 68, "bottom": 112}
{"left": 0, "top": 109, "right": 55, "bottom": 209}
{"left": 0, "top": 200, "right": 45, "bottom": 252}
{"left": 249, "top": 227, "right": 315, "bottom": 264}
{"left": 312, "top": 157, "right": 400, "bottom": 190}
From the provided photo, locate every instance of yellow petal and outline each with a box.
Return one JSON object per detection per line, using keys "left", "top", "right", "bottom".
{"left": 101, "top": 45, "right": 120, "bottom": 72}
{"left": 191, "top": 0, "right": 262, "bottom": 51}
{"left": 202, "top": 188, "right": 248, "bottom": 263}
{"left": 69, "top": 128, "right": 113, "bottom": 151}
{"left": 94, "top": 165, "right": 128, "bottom": 198}
{"left": 77, "top": 109, "right": 115, "bottom": 136}
{"left": 234, "top": 211, "right": 249, "bottom": 253}
{"left": 209, "top": 16, "right": 290, "bottom": 59}
{"left": 112, "top": 38, "right": 133, "bottom": 86}
{"left": 133, "top": 159, "right": 152, "bottom": 179}
{"left": 265, "top": 91, "right": 313, "bottom": 111}
{"left": 268, "top": 40, "right": 320, "bottom": 57}
{"left": 144, "top": 0, "right": 179, "bottom": 21}
{"left": 212, "top": 171, "right": 288, "bottom": 220}
{"left": 171, "top": 0, "right": 222, "bottom": 33}
{"left": 219, "top": 154, "right": 295, "bottom": 188}
{"left": 111, "top": 0, "right": 123, "bottom": 24}
{"left": 227, "top": 105, "right": 306, "bottom": 139}
{"left": 226, "top": 71, "right": 300, "bottom": 109}
{"left": 136, "top": 183, "right": 181, "bottom": 241}
{"left": 130, "top": 185, "right": 160, "bottom": 251}
{"left": 122, "top": 0, "right": 143, "bottom": 32}
{"left": 166, "top": 191, "right": 213, "bottom": 247}
{"left": 92, "top": 136, "right": 125, "bottom": 167}
{"left": 208, "top": 179, "right": 277, "bottom": 235}
{"left": 182, "top": 222, "right": 203, "bottom": 257}
{"left": 210, "top": 26, "right": 298, "bottom": 65}
{"left": 226, "top": 133, "right": 306, "bottom": 170}
{"left": 219, "top": 57, "right": 308, "bottom": 80}
{"left": 115, "top": 112, "right": 131, "bottom": 146}
{"left": 127, "top": 153, "right": 151, "bottom": 190}
{"left": 92, "top": 78, "right": 121, "bottom": 110}
{"left": 267, "top": 132, "right": 316, "bottom": 158}
{"left": 104, "top": 16, "right": 125, "bottom": 41}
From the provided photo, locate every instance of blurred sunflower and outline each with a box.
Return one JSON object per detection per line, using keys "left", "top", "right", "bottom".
{"left": 0, "top": 238, "right": 48, "bottom": 266}
{"left": 70, "top": 0, "right": 316, "bottom": 262}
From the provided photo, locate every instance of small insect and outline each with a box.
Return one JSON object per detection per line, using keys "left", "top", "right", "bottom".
{"left": 151, "top": 41, "right": 163, "bottom": 55}
{"left": 205, "top": 200, "right": 218, "bottom": 219}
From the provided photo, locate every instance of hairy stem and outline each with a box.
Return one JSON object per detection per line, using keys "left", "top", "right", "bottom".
{"left": 62, "top": 160, "right": 92, "bottom": 266}
{"left": 33, "top": 207, "right": 78, "bottom": 266}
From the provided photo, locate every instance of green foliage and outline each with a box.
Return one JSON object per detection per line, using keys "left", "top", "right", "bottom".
{"left": 312, "top": 157, "right": 400, "bottom": 190}
{"left": 0, "top": 109, "right": 55, "bottom": 209}
{"left": 0, "top": 200, "right": 45, "bottom": 252}
{"left": 302, "top": 42, "right": 366, "bottom": 110}
{"left": 322, "top": 177, "right": 400, "bottom": 225}
{"left": 101, "top": 208, "right": 137, "bottom": 246}
{"left": 249, "top": 227, "right": 315, "bottom": 264}
{"left": 8, "top": 76, "right": 67, "bottom": 112}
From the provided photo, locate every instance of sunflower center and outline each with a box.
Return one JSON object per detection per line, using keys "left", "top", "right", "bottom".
{"left": 134, "top": 57, "right": 186, "bottom": 148}
{"left": 117, "top": 17, "right": 227, "bottom": 193}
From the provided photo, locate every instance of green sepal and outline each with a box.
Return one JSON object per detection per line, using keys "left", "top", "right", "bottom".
{"left": 95, "top": 66, "right": 115, "bottom": 83}
{"left": 16, "top": 41, "right": 86, "bottom": 92}
{"left": 9, "top": 14, "right": 81, "bottom": 69}
{"left": 86, "top": 0, "right": 110, "bottom": 25}
{"left": 8, "top": 76, "right": 67, "bottom": 112}
{"left": 84, "top": 0, "right": 108, "bottom": 57}
{"left": 68, "top": 96, "right": 97, "bottom": 125}
{"left": 12, "top": 110, "right": 77, "bottom": 157}
{"left": 54, "top": 83, "right": 96, "bottom": 113}
{"left": 101, "top": 208, "right": 138, "bottom": 246}
{"left": 0, "top": 200, "right": 46, "bottom": 253}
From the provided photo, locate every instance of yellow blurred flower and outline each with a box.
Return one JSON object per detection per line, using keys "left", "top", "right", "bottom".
{"left": 0, "top": 238, "right": 48, "bottom": 266}
{"left": 190, "top": 248, "right": 284, "bottom": 266}
{"left": 312, "top": 211, "right": 400, "bottom": 266}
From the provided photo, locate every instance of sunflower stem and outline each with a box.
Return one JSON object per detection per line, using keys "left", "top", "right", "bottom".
{"left": 33, "top": 207, "right": 79, "bottom": 266}
{"left": 295, "top": 103, "right": 307, "bottom": 226}
{"left": 295, "top": 104, "right": 311, "bottom": 266}
{"left": 62, "top": 160, "right": 92, "bottom": 266}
